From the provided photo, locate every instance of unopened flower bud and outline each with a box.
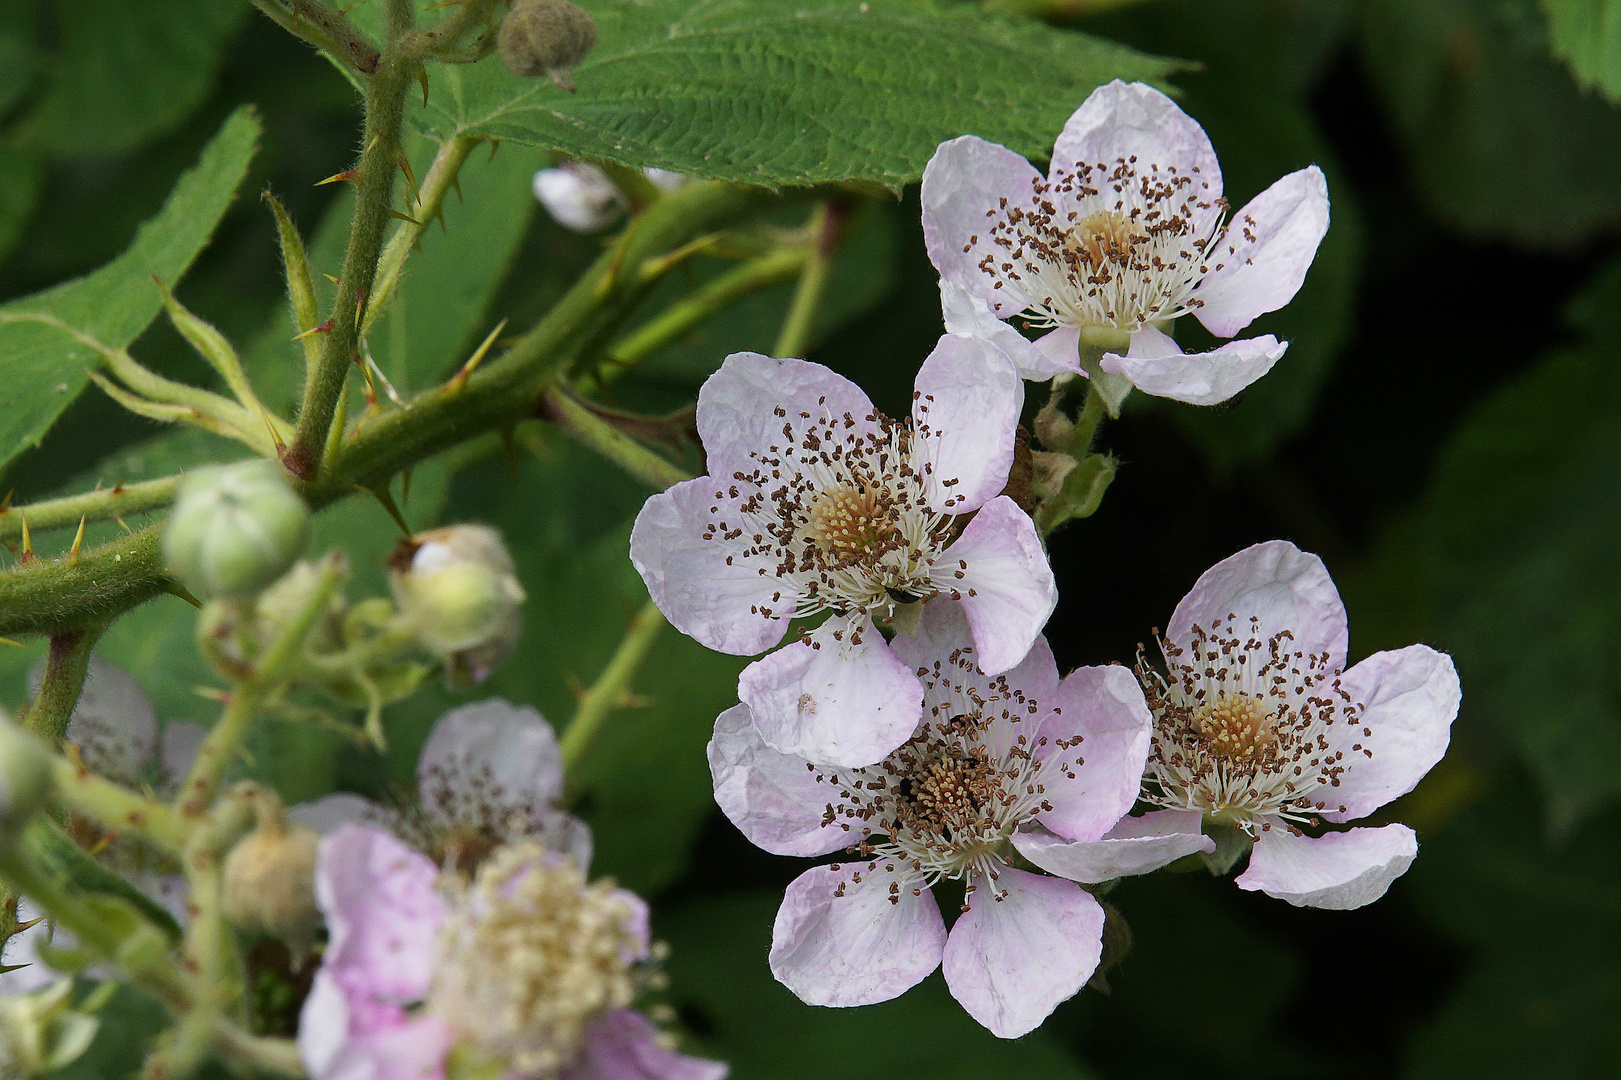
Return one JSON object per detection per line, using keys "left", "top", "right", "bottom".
{"left": 0, "top": 980, "right": 99, "bottom": 1078}
{"left": 388, "top": 525, "right": 525, "bottom": 685}
{"left": 1033, "top": 400, "right": 1075, "bottom": 451}
{"left": 222, "top": 788, "right": 321, "bottom": 963}
{"left": 533, "top": 162, "right": 626, "bottom": 233}
{"left": 1030, "top": 449, "right": 1079, "bottom": 499}
{"left": 498, "top": 0, "right": 597, "bottom": 91}
{"left": 0, "top": 720, "right": 54, "bottom": 837}
{"left": 255, "top": 557, "right": 348, "bottom": 654}
{"left": 164, "top": 460, "right": 310, "bottom": 600}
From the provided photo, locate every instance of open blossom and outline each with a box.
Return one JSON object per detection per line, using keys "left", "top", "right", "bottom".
{"left": 922, "top": 80, "right": 1329, "bottom": 406}
{"left": 292, "top": 699, "right": 591, "bottom": 872}
{"left": 632, "top": 339, "right": 1055, "bottom": 769}
{"left": 708, "top": 603, "right": 1208, "bottom": 1037}
{"left": 1135, "top": 540, "right": 1460, "bottom": 909}
{"left": 300, "top": 825, "right": 724, "bottom": 1080}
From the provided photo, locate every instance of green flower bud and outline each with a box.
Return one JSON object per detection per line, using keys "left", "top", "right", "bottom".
{"left": 498, "top": 0, "right": 597, "bottom": 91}
{"left": 389, "top": 525, "right": 526, "bottom": 685}
{"left": 164, "top": 460, "right": 310, "bottom": 600}
{"left": 0, "top": 720, "right": 54, "bottom": 837}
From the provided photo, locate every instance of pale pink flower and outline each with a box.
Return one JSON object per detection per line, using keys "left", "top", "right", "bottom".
{"left": 292, "top": 699, "right": 591, "bottom": 871}
{"left": 1135, "top": 540, "right": 1460, "bottom": 909}
{"left": 632, "top": 339, "right": 1054, "bottom": 769}
{"left": 922, "top": 80, "right": 1329, "bottom": 406}
{"left": 300, "top": 825, "right": 724, "bottom": 1080}
{"left": 708, "top": 603, "right": 1205, "bottom": 1038}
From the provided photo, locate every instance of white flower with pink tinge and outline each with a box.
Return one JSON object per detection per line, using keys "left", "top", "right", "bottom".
{"left": 299, "top": 825, "right": 725, "bottom": 1080}
{"left": 1131, "top": 540, "right": 1461, "bottom": 909}
{"left": 708, "top": 603, "right": 1211, "bottom": 1038}
{"left": 632, "top": 338, "right": 1055, "bottom": 769}
{"left": 921, "top": 80, "right": 1329, "bottom": 406}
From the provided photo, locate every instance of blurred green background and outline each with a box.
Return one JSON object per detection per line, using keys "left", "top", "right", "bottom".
{"left": 2, "top": 0, "right": 1619, "bottom": 1076}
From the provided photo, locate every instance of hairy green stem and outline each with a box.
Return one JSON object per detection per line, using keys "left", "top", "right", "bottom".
{"left": 52, "top": 755, "right": 188, "bottom": 853}
{"left": 363, "top": 134, "right": 481, "bottom": 338}
{"left": 251, "top": 0, "right": 381, "bottom": 76}
{"left": 560, "top": 600, "right": 666, "bottom": 774}
{"left": 540, "top": 389, "right": 692, "bottom": 491}
{"left": 773, "top": 201, "right": 839, "bottom": 358}
{"left": 22, "top": 626, "right": 100, "bottom": 742}
{"left": 0, "top": 478, "right": 177, "bottom": 545}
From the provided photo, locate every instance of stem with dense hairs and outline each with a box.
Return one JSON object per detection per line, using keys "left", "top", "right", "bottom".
{"left": 22, "top": 626, "right": 101, "bottom": 742}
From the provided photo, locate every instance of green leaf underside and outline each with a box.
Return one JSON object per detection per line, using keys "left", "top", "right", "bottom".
{"left": 1542, "top": 0, "right": 1621, "bottom": 102}
{"left": 371, "top": 0, "right": 1177, "bottom": 189}
{"left": 0, "top": 107, "right": 261, "bottom": 474}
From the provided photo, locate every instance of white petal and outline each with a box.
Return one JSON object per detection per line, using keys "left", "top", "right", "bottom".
{"left": 941, "top": 867, "right": 1103, "bottom": 1039}
{"left": 708, "top": 703, "right": 852, "bottom": 857}
{"left": 530, "top": 810, "right": 595, "bottom": 873}
{"left": 1194, "top": 166, "right": 1331, "bottom": 338}
{"left": 288, "top": 793, "right": 394, "bottom": 835}
{"left": 913, "top": 333, "right": 1023, "bottom": 515}
{"left": 630, "top": 477, "right": 791, "bottom": 656}
{"left": 940, "top": 281, "right": 1070, "bottom": 380}
{"left": 1325, "top": 646, "right": 1461, "bottom": 822}
{"left": 938, "top": 496, "right": 1057, "bottom": 676}
{"left": 769, "top": 860, "right": 945, "bottom": 1008}
{"left": 921, "top": 135, "right": 1043, "bottom": 316}
{"left": 695, "top": 352, "right": 877, "bottom": 480}
{"left": 1013, "top": 811, "right": 1214, "bottom": 883}
{"left": 417, "top": 699, "right": 565, "bottom": 835}
{"left": 738, "top": 614, "right": 922, "bottom": 769}
{"left": 315, "top": 826, "right": 443, "bottom": 1001}
{"left": 1236, "top": 823, "right": 1418, "bottom": 910}
{"left": 1032, "top": 665, "right": 1153, "bottom": 842}
{"left": 1051, "top": 81, "right": 1223, "bottom": 226}
{"left": 1166, "top": 540, "right": 1348, "bottom": 670}
{"left": 1100, "top": 331, "right": 1287, "bottom": 407}
{"left": 29, "top": 655, "right": 156, "bottom": 786}
{"left": 533, "top": 163, "right": 626, "bottom": 233}
{"left": 158, "top": 721, "right": 207, "bottom": 793}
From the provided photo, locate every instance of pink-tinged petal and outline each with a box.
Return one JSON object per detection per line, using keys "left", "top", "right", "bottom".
{"left": 695, "top": 353, "right": 877, "bottom": 480}
{"left": 29, "top": 656, "right": 157, "bottom": 786}
{"left": 630, "top": 477, "right": 791, "bottom": 656}
{"left": 298, "top": 971, "right": 353, "bottom": 1079}
{"left": 158, "top": 721, "right": 207, "bottom": 792}
{"left": 1013, "top": 811, "right": 1214, "bottom": 883}
{"left": 939, "top": 497, "right": 1057, "bottom": 676}
{"left": 316, "top": 825, "right": 443, "bottom": 1000}
{"left": 769, "top": 861, "right": 945, "bottom": 1007}
{"left": 1167, "top": 540, "right": 1348, "bottom": 670}
{"left": 913, "top": 334, "right": 1023, "bottom": 515}
{"left": 1194, "top": 166, "right": 1330, "bottom": 338}
{"left": 921, "top": 135, "right": 1043, "bottom": 316}
{"left": 1237, "top": 823, "right": 1418, "bottom": 910}
{"left": 417, "top": 698, "right": 564, "bottom": 831}
{"left": 1324, "top": 646, "right": 1461, "bottom": 822}
{"left": 289, "top": 793, "right": 395, "bottom": 835}
{"left": 941, "top": 867, "right": 1103, "bottom": 1039}
{"left": 708, "top": 704, "right": 851, "bottom": 857}
{"left": 1033, "top": 665, "right": 1152, "bottom": 842}
{"left": 738, "top": 614, "right": 922, "bottom": 769}
{"left": 566, "top": 1009, "right": 727, "bottom": 1080}
{"left": 532, "top": 809, "right": 595, "bottom": 872}
{"left": 1101, "top": 333, "right": 1287, "bottom": 407}
{"left": 533, "top": 162, "right": 626, "bottom": 234}
{"left": 300, "top": 969, "right": 455, "bottom": 1080}
{"left": 941, "top": 282, "right": 1068, "bottom": 380}
{"left": 1051, "top": 81, "right": 1223, "bottom": 222}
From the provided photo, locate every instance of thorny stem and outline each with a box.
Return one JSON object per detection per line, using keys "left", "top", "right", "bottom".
{"left": 773, "top": 201, "right": 841, "bottom": 358}
{"left": 177, "top": 557, "right": 345, "bottom": 821}
{"left": 51, "top": 755, "right": 189, "bottom": 853}
{"left": 560, "top": 600, "right": 667, "bottom": 776}
{"left": 540, "top": 389, "right": 693, "bottom": 491}
{"left": 23, "top": 627, "right": 101, "bottom": 743}
{"left": 0, "top": 477, "right": 179, "bottom": 545}
{"left": 250, "top": 0, "right": 381, "bottom": 76}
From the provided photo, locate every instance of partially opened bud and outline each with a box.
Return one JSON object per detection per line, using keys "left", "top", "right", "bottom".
{"left": 0, "top": 720, "right": 54, "bottom": 837}
{"left": 164, "top": 460, "right": 310, "bottom": 600}
{"left": 498, "top": 0, "right": 597, "bottom": 90}
{"left": 532, "top": 162, "right": 626, "bottom": 233}
{"left": 222, "top": 787, "right": 321, "bottom": 964}
{"left": 389, "top": 525, "right": 525, "bottom": 684}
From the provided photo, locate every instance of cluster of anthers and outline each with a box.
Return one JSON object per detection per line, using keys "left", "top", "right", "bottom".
{"left": 703, "top": 395, "right": 980, "bottom": 625}
{"left": 976, "top": 157, "right": 1231, "bottom": 333}
{"left": 1137, "top": 614, "right": 1368, "bottom": 833}
{"left": 807, "top": 652, "right": 1081, "bottom": 906}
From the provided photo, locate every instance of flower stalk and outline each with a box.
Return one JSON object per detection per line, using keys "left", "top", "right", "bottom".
{"left": 560, "top": 599, "right": 666, "bottom": 774}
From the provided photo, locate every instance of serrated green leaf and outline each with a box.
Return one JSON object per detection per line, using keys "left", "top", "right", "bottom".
{"left": 1542, "top": 0, "right": 1621, "bottom": 102}
{"left": 0, "top": 106, "right": 260, "bottom": 475}
{"left": 18, "top": 0, "right": 250, "bottom": 156}
{"left": 1360, "top": 0, "right": 1621, "bottom": 247}
{"left": 363, "top": 0, "right": 1176, "bottom": 189}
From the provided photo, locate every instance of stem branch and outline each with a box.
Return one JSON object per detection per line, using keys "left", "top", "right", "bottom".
{"left": 560, "top": 600, "right": 666, "bottom": 773}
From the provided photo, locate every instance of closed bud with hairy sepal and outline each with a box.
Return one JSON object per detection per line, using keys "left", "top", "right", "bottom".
{"left": 222, "top": 786, "right": 320, "bottom": 965}
{"left": 498, "top": 0, "right": 597, "bottom": 90}
{"left": 164, "top": 460, "right": 310, "bottom": 600}
{"left": 388, "top": 525, "right": 526, "bottom": 686}
{"left": 0, "top": 720, "right": 54, "bottom": 837}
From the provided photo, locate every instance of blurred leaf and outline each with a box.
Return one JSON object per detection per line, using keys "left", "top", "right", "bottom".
{"left": 1423, "top": 259, "right": 1621, "bottom": 829}
{"left": 1360, "top": 0, "right": 1621, "bottom": 247}
{"left": 358, "top": 0, "right": 1176, "bottom": 189}
{"left": 660, "top": 891, "right": 1097, "bottom": 1078}
{"left": 0, "top": 106, "right": 259, "bottom": 475}
{"left": 1542, "top": 0, "right": 1621, "bottom": 101}
{"left": 19, "top": 0, "right": 249, "bottom": 156}
{"left": 0, "top": 144, "right": 43, "bottom": 267}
